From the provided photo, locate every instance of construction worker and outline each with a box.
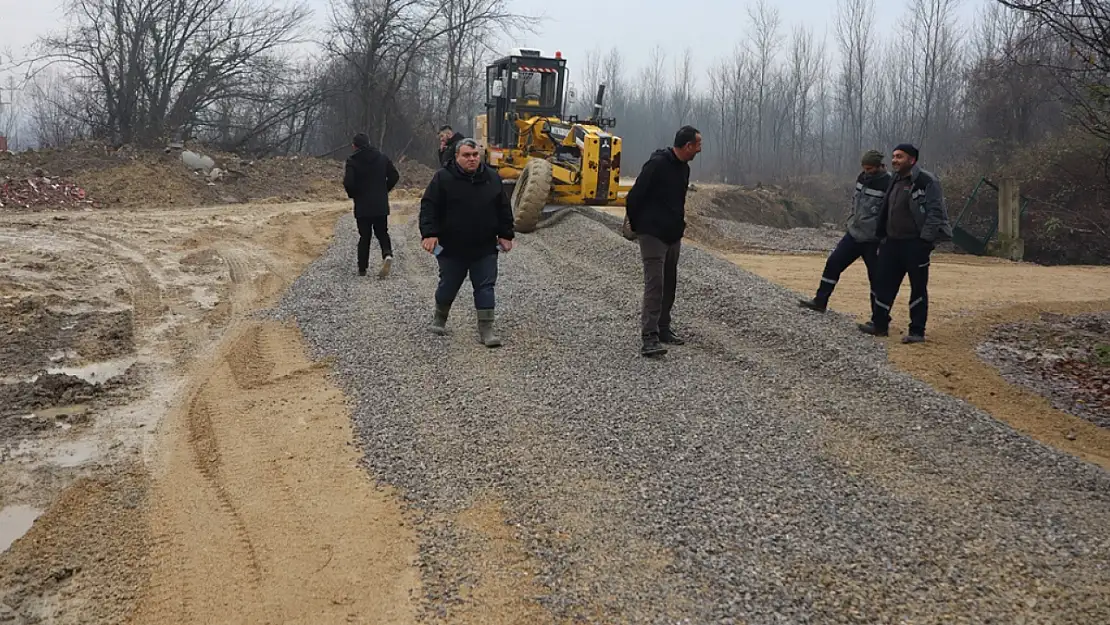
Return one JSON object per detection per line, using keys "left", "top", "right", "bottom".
{"left": 625, "top": 125, "right": 702, "bottom": 357}
{"left": 798, "top": 150, "right": 891, "bottom": 312}
{"left": 419, "top": 138, "right": 515, "bottom": 347}
{"left": 859, "top": 143, "right": 952, "bottom": 343}
{"left": 437, "top": 125, "right": 465, "bottom": 168}
{"left": 343, "top": 132, "right": 400, "bottom": 277}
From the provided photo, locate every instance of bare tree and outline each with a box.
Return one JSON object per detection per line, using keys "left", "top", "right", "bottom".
{"left": 992, "top": 0, "right": 1110, "bottom": 146}
{"left": 906, "top": 0, "right": 964, "bottom": 153}
{"left": 670, "top": 47, "right": 695, "bottom": 123}
{"left": 787, "top": 25, "right": 822, "bottom": 163}
{"left": 29, "top": 0, "right": 311, "bottom": 147}
{"left": 25, "top": 68, "right": 88, "bottom": 148}
{"left": 574, "top": 46, "right": 603, "bottom": 118}
{"left": 747, "top": 0, "right": 782, "bottom": 172}
{"left": 835, "top": 0, "right": 875, "bottom": 165}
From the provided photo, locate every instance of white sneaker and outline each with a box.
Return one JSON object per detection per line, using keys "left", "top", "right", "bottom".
{"left": 378, "top": 255, "right": 393, "bottom": 278}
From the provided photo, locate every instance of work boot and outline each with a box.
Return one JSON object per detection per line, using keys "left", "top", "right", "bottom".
{"left": 857, "top": 321, "right": 889, "bottom": 337}
{"left": 659, "top": 327, "right": 685, "bottom": 345}
{"left": 902, "top": 333, "right": 925, "bottom": 344}
{"left": 641, "top": 337, "right": 668, "bottom": 357}
{"left": 430, "top": 303, "right": 450, "bottom": 335}
{"left": 797, "top": 298, "right": 826, "bottom": 312}
{"left": 378, "top": 255, "right": 393, "bottom": 278}
{"left": 358, "top": 268, "right": 367, "bottom": 276}
{"left": 476, "top": 308, "right": 502, "bottom": 347}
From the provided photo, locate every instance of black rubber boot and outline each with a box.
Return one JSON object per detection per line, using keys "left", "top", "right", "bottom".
{"left": 430, "top": 303, "right": 450, "bottom": 335}
{"left": 476, "top": 308, "right": 502, "bottom": 347}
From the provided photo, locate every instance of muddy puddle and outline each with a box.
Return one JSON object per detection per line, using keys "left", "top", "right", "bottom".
{"left": 0, "top": 505, "right": 41, "bottom": 552}
{"left": 46, "top": 357, "right": 137, "bottom": 384}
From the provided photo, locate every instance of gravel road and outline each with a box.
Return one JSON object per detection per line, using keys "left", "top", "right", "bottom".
{"left": 274, "top": 208, "right": 1110, "bottom": 624}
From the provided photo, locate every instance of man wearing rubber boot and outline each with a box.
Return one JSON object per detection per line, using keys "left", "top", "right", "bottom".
{"left": 343, "top": 132, "right": 400, "bottom": 277}
{"left": 419, "top": 138, "right": 515, "bottom": 347}
{"left": 625, "top": 125, "right": 702, "bottom": 357}
{"left": 798, "top": 150, "right": 890, "bottom": 312}
{"left": 859, "top": 143, "right": 952, "bottom": 343}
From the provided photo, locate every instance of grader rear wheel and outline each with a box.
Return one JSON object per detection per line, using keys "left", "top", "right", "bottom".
{"left": 511, "top": 158, "right": 553, "bottom": 233}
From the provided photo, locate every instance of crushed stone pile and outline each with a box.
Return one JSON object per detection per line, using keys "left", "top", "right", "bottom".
{"left": 271, "top": 208, "right": 1110, "bottom": 624}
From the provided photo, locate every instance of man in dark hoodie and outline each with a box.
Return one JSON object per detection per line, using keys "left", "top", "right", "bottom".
{"left": 438, "top": 125, "right": 465, "bottom": 168}
{"left": 419, "top": 138, "right": 515, "bottom": 347}
{"left": 343, "top": 132, "right": 400, "bottom": 277}
{"left": 859, "top": 143, "right": 952, "bottom": 343}
{"left": 625, "top": 125, "right": 702, "bottom": 357}
{"left": 798, "top": 150, "right": 891, "bottom": 312}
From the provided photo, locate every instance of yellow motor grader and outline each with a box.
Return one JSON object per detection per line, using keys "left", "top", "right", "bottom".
{"left": 473, "top": 48, "right": 632, "bottom": 232}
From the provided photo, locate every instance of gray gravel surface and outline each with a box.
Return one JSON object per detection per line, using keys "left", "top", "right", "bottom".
{"left": 692, "top": 214, "right": 844, "bottom": 253}
{"left": 272, "top": 208, "right": 1110, "bottom": 624}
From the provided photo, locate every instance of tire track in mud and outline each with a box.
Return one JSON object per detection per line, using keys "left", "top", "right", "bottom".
{"left": 65, "top": 230, "right": 165, "bottom": 329}
{"left": 133, "top": 321, "right": 421, "bottom": 625}
{"left": 130, "top": 207, "right": 422, "bottom": 624}
{"left": 183, "top": 391, "right": 265, "bottom": 583}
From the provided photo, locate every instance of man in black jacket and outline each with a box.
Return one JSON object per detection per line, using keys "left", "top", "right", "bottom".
{"left": 419, "top": 138, "right": 515, "bottom": 347}
{"left": 343, "top": 133, "right": 400, "bottom": 277}
{"left": 437, "top": 125, "right": 465, "bottom": 168}
{"left": 859, "top": 143, "right": 952, "bottom": 343}
{"left": 625, "top": 125, "right": 702, "bottom": 357}
{"left": 798, "top": 150, "right": 891, "bottom": 312}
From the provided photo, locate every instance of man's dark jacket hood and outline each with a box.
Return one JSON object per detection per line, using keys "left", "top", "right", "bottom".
{"left": 343, "top": 145, "right": 400, "bottom": 218}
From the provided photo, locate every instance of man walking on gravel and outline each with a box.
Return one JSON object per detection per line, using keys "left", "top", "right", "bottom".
{"left": 859, "top": 143, "right": 952, "bottom": 343}
{"left": 625, "top": 125, "right": 702, "bottom": 357}
{"left": 419, "top": 138, "right": 515, "bottom": 347}
{"left": 798, "top": 150, "right": 891, "bottom": 312}
{"left": 343, "top": 132, "right": 400, "bottom": 278}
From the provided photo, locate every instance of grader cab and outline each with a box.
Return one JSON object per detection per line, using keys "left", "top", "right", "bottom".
{"left": 474, "top": 48, "right": 632, "bottom": 232}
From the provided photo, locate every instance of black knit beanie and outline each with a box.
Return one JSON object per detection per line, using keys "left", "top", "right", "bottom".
{"left": 352, "top": 133, "right": 371, "bottom": 148}
{"left": 893, "top": 143, "right": 918, "bottom": 160}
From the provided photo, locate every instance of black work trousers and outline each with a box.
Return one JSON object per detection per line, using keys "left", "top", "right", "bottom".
{"left": 356, "top": 215, "right": 391, "bottom": 271}
{"left": 639, "top": 234, "right": 681, "bottom": 340}
{"left": 435, "top": 253, "right": 498, "bottom": 310}
{"left": 814, "top": 232, "right": 879, "bottom": 307}
{"left": 870, "top": 238, "right": 933, "bottom": 336}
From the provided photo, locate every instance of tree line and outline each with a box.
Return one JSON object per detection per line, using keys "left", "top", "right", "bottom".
{"left": 2, "top": 0, "right": 1108, "bottom": 185}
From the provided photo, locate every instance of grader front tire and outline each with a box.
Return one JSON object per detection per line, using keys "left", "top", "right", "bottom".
{"left": 511, "top": 158, "right": 553, "bottom": 233}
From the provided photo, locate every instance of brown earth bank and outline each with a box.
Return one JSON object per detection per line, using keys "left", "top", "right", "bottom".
{"left": 0, "top": 201, "right": 425, "bottom": 624}
{"left": 0, "top": 141, "right": 435, "bottom": 211}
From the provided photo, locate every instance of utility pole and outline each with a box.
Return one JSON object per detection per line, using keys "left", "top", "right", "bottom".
{"left": 0, "top": 77, "right": 16, "bottom": 151}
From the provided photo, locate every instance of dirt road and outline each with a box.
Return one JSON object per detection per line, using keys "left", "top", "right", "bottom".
{"left": 0, "top": 202, "right": 422, "bottom": 623}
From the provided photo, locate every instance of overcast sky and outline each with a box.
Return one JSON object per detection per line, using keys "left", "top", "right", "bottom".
{"left": 1, "top": 0, "right": 988, "bottom": 103}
